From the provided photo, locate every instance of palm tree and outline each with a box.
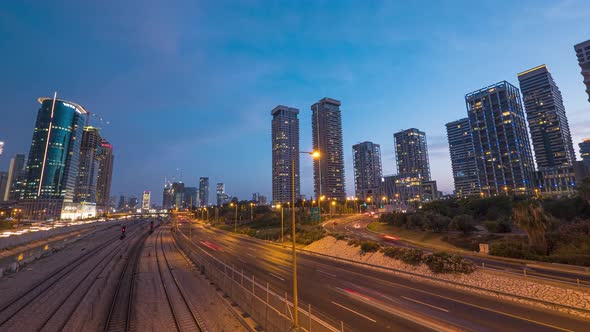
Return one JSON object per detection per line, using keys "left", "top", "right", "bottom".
{"left": 512, "top": 200, "right": 552, "bottom": 254}
{"left": 576, "top": 177, "right": 590, "bottom": 206}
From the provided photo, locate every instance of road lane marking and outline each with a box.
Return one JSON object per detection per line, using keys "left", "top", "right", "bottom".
{"left": 402, "top": 296, "right": 449, "bottom": 312}
{"left": 317, "top": 269, "right": 337, "bottom": 277}
{"left": 238, "top": 258, "right": 246, "bottom": 263}
{"left": 269, "top": 272, "right": 285, "bottom": 281}
{"left": 381, "top": 295, "right": 400, "bottom": 304}
{"left": 331, "top": 301, "right": 377, "bottom": 323}
{"left": 247, "top": 253, "right": 255, "bottom": 258}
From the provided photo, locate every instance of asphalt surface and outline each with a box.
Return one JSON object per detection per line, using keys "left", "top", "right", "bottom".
{"left": 179, "top": 221, "right": 590, "bottom": 332}
{"left": 326, "top": 215, "right": 590, "bottom": 286}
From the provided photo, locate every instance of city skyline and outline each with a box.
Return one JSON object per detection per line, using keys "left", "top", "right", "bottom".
{"left": 1, "top": 2, "right": 590, "bottom": 203}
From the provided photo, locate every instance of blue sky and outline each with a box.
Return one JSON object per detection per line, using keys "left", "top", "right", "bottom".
{"left": 1, "top": 0, "right": 590, "bottom": 203}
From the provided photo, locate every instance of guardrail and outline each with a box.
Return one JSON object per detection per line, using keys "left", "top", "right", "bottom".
{"left": 173, "top": 229, "right": 341, "bottom": 332}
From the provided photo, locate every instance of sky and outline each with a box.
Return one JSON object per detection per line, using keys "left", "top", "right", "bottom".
{"left": 1, "top": 0, "right": 590, "bottom": 204}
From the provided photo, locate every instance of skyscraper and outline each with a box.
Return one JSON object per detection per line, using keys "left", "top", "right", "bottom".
{"left": 271, "top": 105, "right": 300, "bottom": 204}
{"left": 574, "top": 39, "right": 590, "bottom": 103}
{"left": 466, "top": 81, "right": 535, "bottom": 196}
{"left": 184, "top": 186, "right": 198, "bottom": 208}
{"left": 163, "top": 182, "right": 174, "bottom": 209}
{"left": 352, "top": 141, "right": 382, "bottom": 200}
{"left": 518, "top": 65, "right": 576, "bottom": 195}
{"left": 216, "top": 183, "right": 225, "bottom": 206}
{"left": 312, "top": 98, "right": 345, "bottom": 200}
{"left": 142, "top": 191, "right": 151, "bottom": 211}
{"left": 96, "top": 139, "right": 114, "bottom": 211}
{"left": 580, "top": 139, "right": 590, "bottom": 171}
{"left": 199, "top": 177, "right": 209, "bottom": 207}
{"left": 446, "top": 118, "right": 480, "bottom": 197}
{"left": 0, "top": 141, "right": 4, "bottom": 156}
{"left": 4, "top": 154, "right": 26, "bottom": 201}
{"left": 0, "top": 172, "right": 8, "bottom": 202}
{"left": 394, "top": 128, "right": 430, "bottom": 180}
{"left": 74, "top": 126, "right": 102, "bottom": 203}
{"left": 21, "top": 95, "right": 87, "bottom": 220}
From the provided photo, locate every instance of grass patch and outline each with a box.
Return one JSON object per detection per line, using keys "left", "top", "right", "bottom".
{"left": 368, "top": 221, "right": 462, "bottom": 252}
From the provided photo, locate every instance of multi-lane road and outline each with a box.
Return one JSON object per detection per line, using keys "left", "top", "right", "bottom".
{"left": 179, "top": 221, "right": 590, "bottom": 332}
{"left": 324, "top": 215, "right": 590, "bottom": 287}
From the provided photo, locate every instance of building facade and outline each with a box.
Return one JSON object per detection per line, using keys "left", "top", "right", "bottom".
{"left": 142, "top": 191, "right": 151, "bottom": 210}
{"left": 575, "top": 39, "right": 590, "bottom": 103}
{"left": 199, "top": 177, "right": 209, "bottom": 207}
{"left": 271, "top": 105, "right": 300, "bottom": 204}
{"left": 394, "top": 128, "right": 431, "bottom": 181}
{"left": 21, "top": 96, "right": 87, "bottom": 220}
{"left": 312, "top": 98, "right": 346, "bottom": 200}
{"left": 446, "top": 118, "right": 480, "bottom": 197}
{"left": 581, "top": 139, "right": 590, "bottom": 171}
{"left": 74, "top": 126, "right": 102, "bottom": 203}
{"left": 163, "top": 183, "right": 173, "bottom": 209}
{"left": 0, "top": 172, "right": 7, "bottom": 202}
{"left": 352, "top": 141, "right": 383, "bottom": 200}
{"left": 4, "top": 154, "right": 26, "bottom": 201}
{"left": 465, "top": 81, "right": 536, "bottom": 196}
{"left": 518, "top": 65, "right": 576, "bottom": 195}
{"left": 96, "top": 139, "right": 114, "bottom": 211}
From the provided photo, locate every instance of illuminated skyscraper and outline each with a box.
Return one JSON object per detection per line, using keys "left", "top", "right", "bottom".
{"left": 199, "top": 177, "right": 209, "bottom": 206}
{"left": 312, "top": 98, "right": 345, "bottom": 200}
{"left": 4, "top": 154, "right": 26, "bottom": 201}
{"left": 0, "top": 172, "right": 7, "bottom": 202}
{"left": 446, "top": 118, "right": 480, "bottom": 197}
{"left": 518, "top": 65, "right": 576, "bottom": 195}
{"left": 574, "top": 39, "right": 590, "bottom": 103}
{"left": 21, "top": 95, "right": 87, "bottom": 220}
{"left": 580, "top": 139, "right": 590, "bottom": 171}
{"left": 352, "top": 141, "right": 382, "bottom": 200}
{"left": 142, "top": 191, "right": 151, "bottom": 210}
{"left": 74, "top": 126, "right": 102, "bottom": 203}
{"left": 271, "top": 105, "right": 300, "bottom": 204}
{"left": 96, "top": 139, "right": 114, "bottom": 211}
{"left": 0, "top": 141, "right": 4, "bottom": 156}
{"left": 465, "top": 81, "right": 535, "bottom": 196}
{"left": 394, "top": 128, "right": 431, "bottom": 181}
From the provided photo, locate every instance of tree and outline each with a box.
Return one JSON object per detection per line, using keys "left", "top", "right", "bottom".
{"left": 576, "top": 177, "right": 590, "bottom": 206}
{"left": 512, "top": 200, "right": 552, "bottom": 254}
{"left": 449, "top": 214, "right": 475, "bottom": 234}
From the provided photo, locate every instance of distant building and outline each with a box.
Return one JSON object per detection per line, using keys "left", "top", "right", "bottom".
{"left": 581, "top": 139, "right": 590, "bottom": 171}
{"left": 271, "top": 105, "right": 300, "bottom": 204}
{"left": 252, "top": 192, "right": 268, "bottom": 205}
{"left": 574, "top": 39, "right": 590, "bottom": 103}
{"left": 394, "top": 128, "right": 431, "bottom": 181}
{"left": 96, "top": 139, "right": 114, "bottom": 211}
{"left": 117, "top": 195, "right": 126, "bottom": 211}
{"left": 162, "top": 183, "right": 173, "bottom": 209}
{"left": 199, "top": 177, "right": 209, "bottom": 206}
{"left": 352, "top": 141, "right": 383, "bottom": 200}
{"left": 4, "top": 154, "right": 26, "bottom": 201}
{"left": 74, "top": 126, "right": 102, "bottom": 203}
{"left": 171, "top": 182, "right": 185, "bottom": 209}
{"left": 0, "top": 172, "right": 8, "bottom": 202}
{"left": 312, "top": 98, "right": 346, "bottom": 200}
{"left": 465, "top": 81, "right": 536, "bottom": 196}
{"left": 0, "top": 141, "right": 3, "bottom": 156}
{"left": 184, "top": 186, "right": 198, "bottom": 208}
{"left": 21, "top": 96, "right": 88, "bottom": 220}
{"left": 142, "top": 191, "right": 151, "bottom": 210}
{"left": 446, "top": 118, "right": 480, "bottom": 197}
{"left": 518, "top": 65, "right": 576, "bottom": 196}
{"left": 128, "top": 196, "right": 139, "bottom": 210}
{"left": 216, "top": 183, "right": 226, "bottom": 206}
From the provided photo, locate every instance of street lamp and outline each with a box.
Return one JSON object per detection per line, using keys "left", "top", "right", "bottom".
{"left": 250, "top": 202, "right": 254, "bottom": 222}
{"left": 230, "top": 202, "right": 238, "bottom": 232}
{"left": 277, "top": 204, "right": 284, "bottom": 242}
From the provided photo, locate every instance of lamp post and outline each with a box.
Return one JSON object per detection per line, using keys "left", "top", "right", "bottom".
{"left": 277, "top": 204, "right": 284, "bottom": 242}
{"left": 230, "top": 202, "right": 238, "bottom": 232}
{"left": 250, "top": 202, "right": 254, "bottom": 222}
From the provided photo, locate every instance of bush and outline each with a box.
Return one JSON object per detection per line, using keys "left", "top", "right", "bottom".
{"left": 484, "top": 220, "right": 511, "bottom": 233}
{"left": 360, "top": 240, "right": 380, "bottom": 253}
{"left": 334, "top": 233, "right": 347, "bottom": 241}
{"left": 381, "top": 247, "right": 423, "bottom": 265}
{"left": 449, "top": 215, "right": 475, "bottom": 234}
{"left": 347, "top": 239, "right": 361, "bottom": 247}
{"left": 423, "top": 213, "right": 451, "bottom": 233}
{"left": 489, "top": 238, "right": 535, "bottom": 260}
{"left": 423, "top": 252, "right": 475, "bottom": 274}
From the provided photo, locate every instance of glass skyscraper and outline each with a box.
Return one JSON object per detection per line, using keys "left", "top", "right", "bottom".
{"left": 574, "top": 39, "right": 590, "bottom": 103}
{"left": 74, "top": 126, "right": 102, "bottom": 203}
{"left": 199, "top": 177, "right": 210, "bottom": 207}
{"left": 352, "top": 141, "right": 382, "bottom": 200}
{"left": 394, "top": 128, "right": 431, "bottom": 181}
{"left": 465, "top": 81, "right": 535, "bottom": 196}
{"left": 446, "top": 118, "right": 480, "bottom": 197}
{"left": 96, "top": 139, "right": 114, "bottom": 211}
{"left": 271, "top": 105, "right": 300, "bottom": 204}
{"left": 21, "top": 96, "right": 87, "bottom": 219}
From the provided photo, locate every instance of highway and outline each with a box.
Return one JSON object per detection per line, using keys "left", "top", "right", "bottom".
{"left": 178, "top": 221, "right": 590, "bottom": 332}
{"left": 325, "top": 215, "right": 590, "bottom": 286}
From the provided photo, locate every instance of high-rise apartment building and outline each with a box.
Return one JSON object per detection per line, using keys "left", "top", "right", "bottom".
{"left": 0, "top": 141, "right": 3, "bottom": 156}
{"left": 216, "top": 183, "right": 227, "bottom": 206}
{"left": 466, "top": 81, "right": 535, "bottom": 196}
{"left": 446, "top": 118, "right": 480, "bottom": 197}
{"left": 184, "top": 186, "right": 198, "bottom": 208}
{"left": 21, "top": 96, "right": 87, "bottom": 220}
{"left": 163, "top": 183, "right": 174, "bottom": 209}
{"left": 575, "top": 39, "right": 590, "bottom": 103}
{"left": 74, "top": 126, "right": 102, "bottom": 203}
{"left": 4, "top": 154, "right": 26, "bottom": 201}
{"left": 199, "top": 177, "right": 209, "bottom": 207}
{"left": 312, "top": 98, "right": 345, "bottom": 200}
{"left": 352, "top": 141, "right": 382, "bottom": 200}
{"left": 96, "top": 139, "right": 114, "bottom": 211}
{"left": 394, "top": 128, "right": 430, "bottom": 180}
{"left": 142, "top": 191, "right": 151, "bottom": 210}
{"left": 171, "top": 182, "right": 185, "bottom": 209}
{"left": 271, "top": 105, "right": 300, "bottom": 204}
{"left": 580, "top": 139, "right": 590, "bottom": 171}
{"left": 518, "top": 65, "right": 576, "bottom": 195}
{"left": 0, "top": 172, "right": 8, "bottom": 202}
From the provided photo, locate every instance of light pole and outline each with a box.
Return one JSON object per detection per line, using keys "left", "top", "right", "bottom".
{"left": 250, "top": 202, "right": 254, "bottom": 222}
{"left": 277, "top": 204, "right": 284, "bottom": 242}
{"left": 230, "top": 202, "right": 238, "bottom": 232}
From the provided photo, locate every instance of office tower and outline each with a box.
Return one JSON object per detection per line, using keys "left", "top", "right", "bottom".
{"left": 311, "top": 97, "right": 345, "bottom": 200}
{"left": 216, "top": 183, "right": 225, "bottom": 206}
{"left": 581, "top": 139, "right": 590, "bottom": 171}
{"left": 117, "top": 195, "right": 126, "bottom": 211}
{"left": 4, "top": 154, "right": 26, "bottom": 201}
{"left": 446, "top": 118, "right": 480, "bottom": 197}
{"left": 394, "top": 128, "right": 431, "bottom": 180}
{"left": 575, "top": 39, "right": 590, "bottom": 103}
{"left": 184, "top": 186, "right": 198, "bottom": 208}
{"left": 199, "top": 177, "right": 209, "bottom": 207}
{"left": 163, "top": 182, "right": 174, "bottom": 209}
{"left": 21, "top": 95, "right": 87, "bottom": 220}
{"left": 96, "top": 139, "right": 114, "bottom": 211}
{"left": 128, "top": 196, "right": 139, "bottom": 210}
{"left": 271, "top": 105, "right": 300, "bottom": 204}
{"left": 466, "top": 81, "right": 535, "bottom": 196}
{"left": 352, "top": 141, "right": 383, "bottom": 200}
{"left": 0, "top": 172, "right": 7, "bottom": 202}
{"left": 518, "top": 65, "right": 576, "bottom": 195}
{"left": 171, "top": 182, "right": 185, "bottom": 209}
{"left": 142, "top": 191, "right": 151, "bottom": 210}
{"left": 0, "top": 141, "right": 3, "bottom": 156}
{"left": 74, "top": 126, "right": 102, "bottom": 203}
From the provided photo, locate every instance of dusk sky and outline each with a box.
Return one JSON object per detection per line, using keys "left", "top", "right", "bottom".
{"left": 1, "top": 1, "right": 590, "bottom": 204}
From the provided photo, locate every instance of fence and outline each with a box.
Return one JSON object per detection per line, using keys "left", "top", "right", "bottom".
{"left": 173, "top": 230, "right": 342, "bottom": 332}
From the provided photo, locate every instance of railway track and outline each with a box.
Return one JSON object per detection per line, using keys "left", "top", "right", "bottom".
{"left": 155, "top": 228, "right": 205, "bottom": 332}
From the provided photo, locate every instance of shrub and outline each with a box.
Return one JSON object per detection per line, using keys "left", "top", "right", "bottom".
{"left": 382, "top": 247, "right": 423, "bottom": 265}
{"left": 347, "top": 239, "right": 361, "bottom": 247}
{"left": 489, "top": 239, "right": 535, "bottom": 260}
{"left": 423, "top": 252, "right": 475, "bottom": 274}
{"left": 449, "top": 215, "right": 475, "bottom": 234}
{"left": 484, "top": 220, "right": 511, "bottom": 233}
{"left": 423, "top": 213, "right": 451, "bottom": 233}
{"left": 360, "top": 240, "right": 380, "bottom": 253}
{"left": 334, "top": 233, "right": 347, "bottom": 241}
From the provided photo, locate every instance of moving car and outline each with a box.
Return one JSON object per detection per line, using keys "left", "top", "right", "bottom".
{"left": 353, "top": 223, "right": 361, "bottom": 229}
